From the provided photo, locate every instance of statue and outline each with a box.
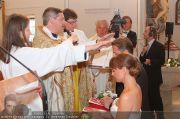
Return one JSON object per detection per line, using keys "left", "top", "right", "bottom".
{"left": 146, "top": 0, "right": 169, "bottom": 35}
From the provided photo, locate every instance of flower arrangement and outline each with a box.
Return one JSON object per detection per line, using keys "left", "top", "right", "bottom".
{"left": 82, "top": 91, "right": 117, "bottom": 112}
{"left": 164, "top": 58, "right": 180, "bottom": 67}
{"left": 97, "top": 90, "right": 117, "bottom": 99}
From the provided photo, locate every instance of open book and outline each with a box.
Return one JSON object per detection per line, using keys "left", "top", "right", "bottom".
{"left": 83, "top": 98, "right": 109, "bottom": 112}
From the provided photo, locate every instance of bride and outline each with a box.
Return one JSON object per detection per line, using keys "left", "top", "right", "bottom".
{"left": 101, "top": 53, "right": 142, "bottom": 119}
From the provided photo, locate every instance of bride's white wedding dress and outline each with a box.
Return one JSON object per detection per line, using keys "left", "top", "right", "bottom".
{"left": 110, "top": 98, "right": 141, "bottom": 119}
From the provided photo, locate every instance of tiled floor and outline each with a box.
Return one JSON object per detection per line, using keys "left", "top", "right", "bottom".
{"left": 161, "top": 87, "right": 180, "bottom": 119}
{"left": 172, "top": 87, "right": 180, "bottom": 106}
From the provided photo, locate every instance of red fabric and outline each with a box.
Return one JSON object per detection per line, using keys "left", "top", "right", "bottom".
{"left": 83, "top": 98, "right": 109, "bottom": 112}
{"left": 89, "top": 103, "right": 109, "bottom": 112}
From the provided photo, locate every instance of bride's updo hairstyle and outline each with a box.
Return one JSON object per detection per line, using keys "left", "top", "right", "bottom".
{"left": 109, "top": 53, "right": 141, "bottom": 78}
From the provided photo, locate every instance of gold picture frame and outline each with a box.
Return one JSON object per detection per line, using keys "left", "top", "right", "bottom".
{"left": 1, "top": 0, "right": 5, "bottom": 29}
{"left": 0, "top": 0, "right": 1, "bottom": 9}
{"left": 176, "top": 0, "right": 180, "bottom": 25}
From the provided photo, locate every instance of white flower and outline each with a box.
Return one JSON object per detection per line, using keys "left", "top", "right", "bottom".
{"left": 166, "top": 64, "right": 170, "bottom": 67}
{"left": 97, "top": 90, "right": 117, "bottom": 99}
{"left": 103, "top": 93, "right": 108, "bottom": 97}
{"left": 167, "top": 58, "right": 171, "bottom": 63}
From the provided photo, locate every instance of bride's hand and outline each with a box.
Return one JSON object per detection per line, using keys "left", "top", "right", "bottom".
{"left": 100, "top": 96, "right": 113, "bottom": 109}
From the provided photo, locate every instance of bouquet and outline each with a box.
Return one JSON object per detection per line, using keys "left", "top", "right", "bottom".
{"left": 82, "top": 91, "right": 117, "bottom": 112}
{"left": 97, "top": 90, "right": 117, "bottom": 99}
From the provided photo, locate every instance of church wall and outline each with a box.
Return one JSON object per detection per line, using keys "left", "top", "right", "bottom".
{"left": 5, "top": 0, "right": 65, "bottom": 26}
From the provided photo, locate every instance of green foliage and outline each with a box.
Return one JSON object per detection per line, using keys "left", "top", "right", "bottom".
{"left": 164, "top": 58, "right": 180, "bottom": 67}
{"left": 97, "top": 92, "right": 104, "bottom": 99}
{"left": 97, "top": 91, "right": 117, "bottom": 99}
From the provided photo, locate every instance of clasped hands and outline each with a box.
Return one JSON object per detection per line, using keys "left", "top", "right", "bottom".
{"left": 141, "top": 46, "right": 151, "bottom": 65}
{"left": 100, "top": 96, "right": 114, "bottom": 109}
{"left": 144, "top": 59, "right": 151, "bottom": 65}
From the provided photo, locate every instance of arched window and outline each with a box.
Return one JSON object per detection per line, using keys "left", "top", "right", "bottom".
{"left": 27, "top": 15, "right": 36, "bottom": 43}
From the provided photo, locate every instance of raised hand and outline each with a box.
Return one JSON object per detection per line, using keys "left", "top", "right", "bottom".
{"left": 85, "top": 33, "right": 115, "bottom": 52}
{"left": 98, "top": 33, "right": 115, "bottom": 42}
{"left": 100, "top": 96, "right": 113, "bottom": 109}
{"left": 68, "top": 32, "right": 79, "bottom": 44}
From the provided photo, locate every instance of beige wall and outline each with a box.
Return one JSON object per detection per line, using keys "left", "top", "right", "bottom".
{"left": 68, "top": 0, "right": 139, "bottom": 38}
{"left": 5, "top": 0, "right": 65, "bottom": 25}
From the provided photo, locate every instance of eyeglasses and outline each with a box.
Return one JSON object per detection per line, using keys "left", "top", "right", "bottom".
{"left": 67, "top": 19, "right": 77, "bottom": 24}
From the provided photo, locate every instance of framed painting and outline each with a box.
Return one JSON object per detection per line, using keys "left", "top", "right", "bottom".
{"left": 176, "top": 0, "right": 180, "bottom": 25}
{"left": 0, "top": 0, "right": 1, "bottom": 9}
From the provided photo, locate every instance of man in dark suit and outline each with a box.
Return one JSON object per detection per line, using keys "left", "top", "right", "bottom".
{"left": 112, "top": 38, "right": 151, "bottom": 119}
{"left": 140, "top": 25, "right": 165, "bottom": 119}
{"left": 121, "top": 16, "right": 137, "bottom": 48}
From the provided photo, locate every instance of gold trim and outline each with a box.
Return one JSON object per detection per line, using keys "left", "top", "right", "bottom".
{"left": 2, "top": 0, "right": 5, "bottom": 30}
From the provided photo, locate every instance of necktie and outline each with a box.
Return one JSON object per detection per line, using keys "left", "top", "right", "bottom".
{"left": 146, "top": 44, "right": 150, "bottom": 55}
{"left": 52, "top": 33, "right": 58, "bottom": 38}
